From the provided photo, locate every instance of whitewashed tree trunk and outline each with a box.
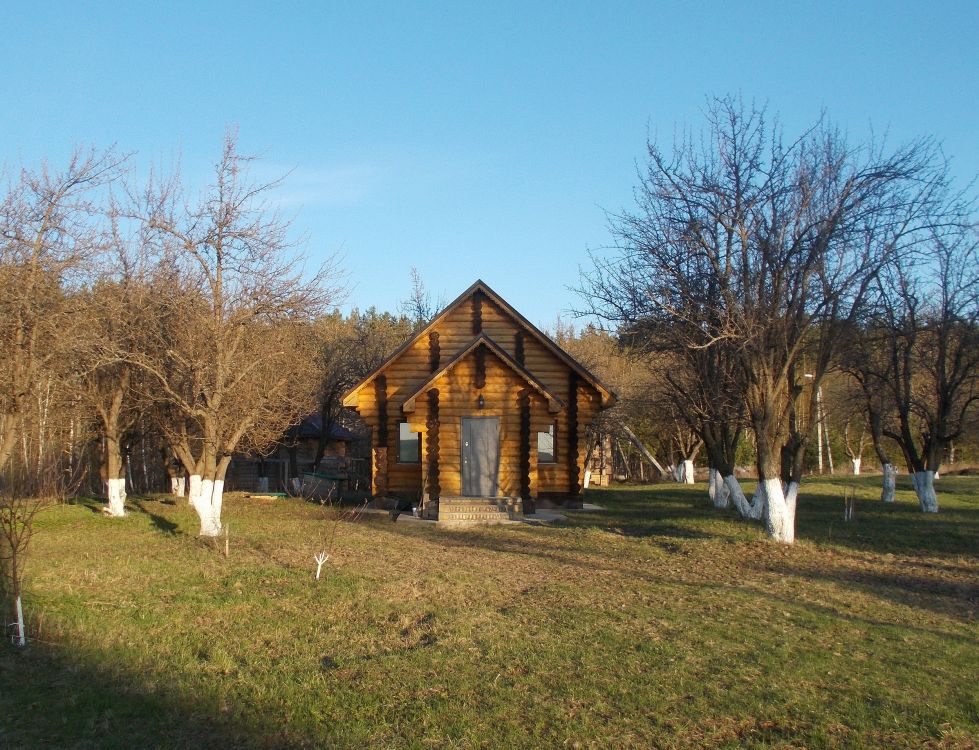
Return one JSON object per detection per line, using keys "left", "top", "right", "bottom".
{"left": 681, "top": 459, "right": 695, "bottom": 484}
{"left": 105, "top": 477, "right": 127, "bottom": 517}
{"left": 724, "top": 474, "right": 762, "bottom": 519}
{"left": 762, "top": 478, "right": 794, "bottom": 544}
{"left": 192, "top": 478, "right": 224, "bottom": 536}
{"left": 851, "top": 458, "right": 861, "bottom": 475}
{"left": 709, "top": 469, "right": 731, "bottom": 509}
{"left": 14, "top": 595, "right": 25, "bottom": 647}
{"left": 881, "top": 463, "right": 896, "bottom": 503}
{"left": 188, "top": 474, "right": 202, "bottom": 508}
{"left": 913, "top": 470, "right": 939, "bottom": 513}
{"left": 783, "top": 480, "right": 799, "bottom": 532}
{"left": 314, "top": 552, "right": 329, "bottom": 580}
{"left": 747, "top": 480, "right": 766, "bottom": 520}
{"left": 171, "top": 475, "right": 186, "bottom": 497}
{"left": 211, "top": 479, "right": 224, "bottom": 532}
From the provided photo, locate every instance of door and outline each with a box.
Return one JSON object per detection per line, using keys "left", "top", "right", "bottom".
{"left": 461, "top": 417, "right": 500, "bottom": 496}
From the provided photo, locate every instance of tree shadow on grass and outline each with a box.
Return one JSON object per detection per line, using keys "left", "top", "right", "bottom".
{"left": 134, "top": 499, "right": 181, "bottom": 535}
{"left": 763, "top": 559, "right": 979, "bottom": 623}
{"left": 368, "top": 516, "right": 979, "bottom": 647}
{"left": 73, "top": 497, "right": 109, "bottom": 515}
{"left": 793, "top": 477, "right": 979, "bottom": 558}
{"left": 567, "top": 479, "right": 979, "bottom": 558}
{"left": 0, "top": 643, "right": 302, "bottom": 750}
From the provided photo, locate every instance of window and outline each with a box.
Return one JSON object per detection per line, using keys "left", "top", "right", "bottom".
{"left": 537, "top": 423, "right": 556, "bottom": 463}
{"left": 398, "top": 422, "right": 421, "bottom": 463}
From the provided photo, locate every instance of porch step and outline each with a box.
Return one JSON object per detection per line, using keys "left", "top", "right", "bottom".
{"left": 438, "top": 497, "right": 523, "bottom": 527}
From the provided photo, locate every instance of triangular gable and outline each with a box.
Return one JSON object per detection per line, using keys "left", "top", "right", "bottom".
{"left": 401, "top": 333, "right": 564, "bottom": 414}
{"left": 342, "top": 279, "right": 617, "bottom": 408}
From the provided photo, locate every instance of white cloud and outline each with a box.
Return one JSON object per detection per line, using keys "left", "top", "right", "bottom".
{"left": 261, "top": 162, "right": 384, "bottom": 209}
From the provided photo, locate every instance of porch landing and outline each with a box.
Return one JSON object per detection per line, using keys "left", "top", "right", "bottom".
{"left": 360, "top": 499, "right": 604, "bottom": 527}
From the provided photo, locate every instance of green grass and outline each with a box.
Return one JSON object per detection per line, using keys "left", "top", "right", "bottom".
{"left": 1, "top": 475, "right": 977, "bottom": 749}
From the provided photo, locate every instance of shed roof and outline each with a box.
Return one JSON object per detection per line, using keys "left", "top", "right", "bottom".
{"left": 285, "top": 415, "right": 358, "bottom": 441}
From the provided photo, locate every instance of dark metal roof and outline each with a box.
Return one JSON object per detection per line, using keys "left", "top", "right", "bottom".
{"left": 285, "top": 414, "right": 358, "bottom": 441}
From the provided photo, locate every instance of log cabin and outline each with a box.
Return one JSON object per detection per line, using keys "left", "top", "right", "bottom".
{"left": 342, "top": 280, "right": 616, "bottom": 522}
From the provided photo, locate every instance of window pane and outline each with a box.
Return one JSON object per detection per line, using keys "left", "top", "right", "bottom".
{"left": 537, "top": 424, "right": 555, "bottom": 463}
{"left": 399, "top": 422, "right": 420, "bottom": 463}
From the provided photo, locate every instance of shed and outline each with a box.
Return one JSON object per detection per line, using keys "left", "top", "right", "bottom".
{"left": 342, "top": 280, "right": 616, "bottom": 521}
{"left": 225, "top": 417, "right": 362, "bottom": 493}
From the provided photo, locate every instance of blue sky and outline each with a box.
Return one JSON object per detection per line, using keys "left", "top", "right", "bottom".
{"left": 3, "top": 1, "right": 976, "bottom": 327}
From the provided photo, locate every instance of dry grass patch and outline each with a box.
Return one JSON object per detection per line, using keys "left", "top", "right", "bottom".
{"left": 1, "top": 476, "right": 977, "bottom": 748}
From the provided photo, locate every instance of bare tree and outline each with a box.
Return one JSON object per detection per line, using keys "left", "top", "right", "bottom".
{"left": 841, "top": 416, "right": 869, "bottom": 476}
{"left": 582, "top": 96, "right": 952, "bottom": 543}
{"left": 398, "top": 266, "right": 444, "bottom": 330}
{"left": 133, "top": 134, "right": 344, "bottom": 536}
{"left": 69, "top": 213, "right": 158, "bottom": 516}
{"left": 0, "top": 478, "right": 46, "bottom": 647}
{"left": 846, "top": 230, "right": 979, "bottom": 511}
{"left": 0, "top": 147, "right": 125, "bottom": 473}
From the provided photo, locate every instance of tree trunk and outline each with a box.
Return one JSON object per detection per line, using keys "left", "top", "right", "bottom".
{"left": 191, "top": 457, "right": 232, "bottom": 537}
{"left": 14, "top": 594, "right": 25, "bottom": 647}
{"left": 188, "top": 474, "right": 203, "bottom": 508}
{"left": 709, "top": 468, "right": 730, "bottom": 509}
{"left": 193, "top": 478, "right": 224, "bottom": 536}
{"left": 105, "top": 477, "right": 127, "bottom": 517}
{"left": 724, "top": 474, "right": 761, "bottom": 519}
{"left": 880, "top": 463, "right": 897, "bottom": 503}
{"left": 784, "top": 480, "right": 799, "bottom": 529}
{"left": 762, "top": 478, "right": 795, "bottom": 544}
{"left": 913, "top": 470, "right": 939, "bottom": 513}
{"left": 851, "top": 458, "right": 861, "bottom": 475}
{"left": 170, "top": 475, "right": 186, "bottom": 497}
{"left": 103, "top": 436, "right": 127, "bottom": 517}
{"left": 681, "top": 459, "right": 695, "bottom": 484}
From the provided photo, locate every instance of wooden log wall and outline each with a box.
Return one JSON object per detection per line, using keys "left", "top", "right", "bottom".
{"left": 354, "top": 291, "right": 603, "bottom": 501}
{"left": 407, "top": 353, "right": 550, "bottom": 498}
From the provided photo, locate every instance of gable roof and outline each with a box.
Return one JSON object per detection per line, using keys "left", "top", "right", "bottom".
{"left": 342, "top": 279, "right": 617, "bottom": 408}
{"left": 401, "top": 333, "right": 564, "bottom": 414}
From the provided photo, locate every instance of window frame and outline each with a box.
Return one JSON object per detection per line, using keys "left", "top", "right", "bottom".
{"left": 537, "top": 423, "right": 557, "bottom": 464}
{"left": 397, "top": 421, "right": 422, "bottom": 464}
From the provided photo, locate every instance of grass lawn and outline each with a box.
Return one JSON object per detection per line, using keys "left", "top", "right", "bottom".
{"left": 1, "top": 475, "right": 977, "bottom": 749}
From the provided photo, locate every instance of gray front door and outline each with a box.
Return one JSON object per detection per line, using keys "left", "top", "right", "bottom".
{"left": 461, "top": 417, "right": 500, "bottom": 496}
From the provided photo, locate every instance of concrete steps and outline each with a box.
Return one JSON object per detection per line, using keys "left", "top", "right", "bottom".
{"left": 438, "top": 497, "right": 523, "bottom": 527}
